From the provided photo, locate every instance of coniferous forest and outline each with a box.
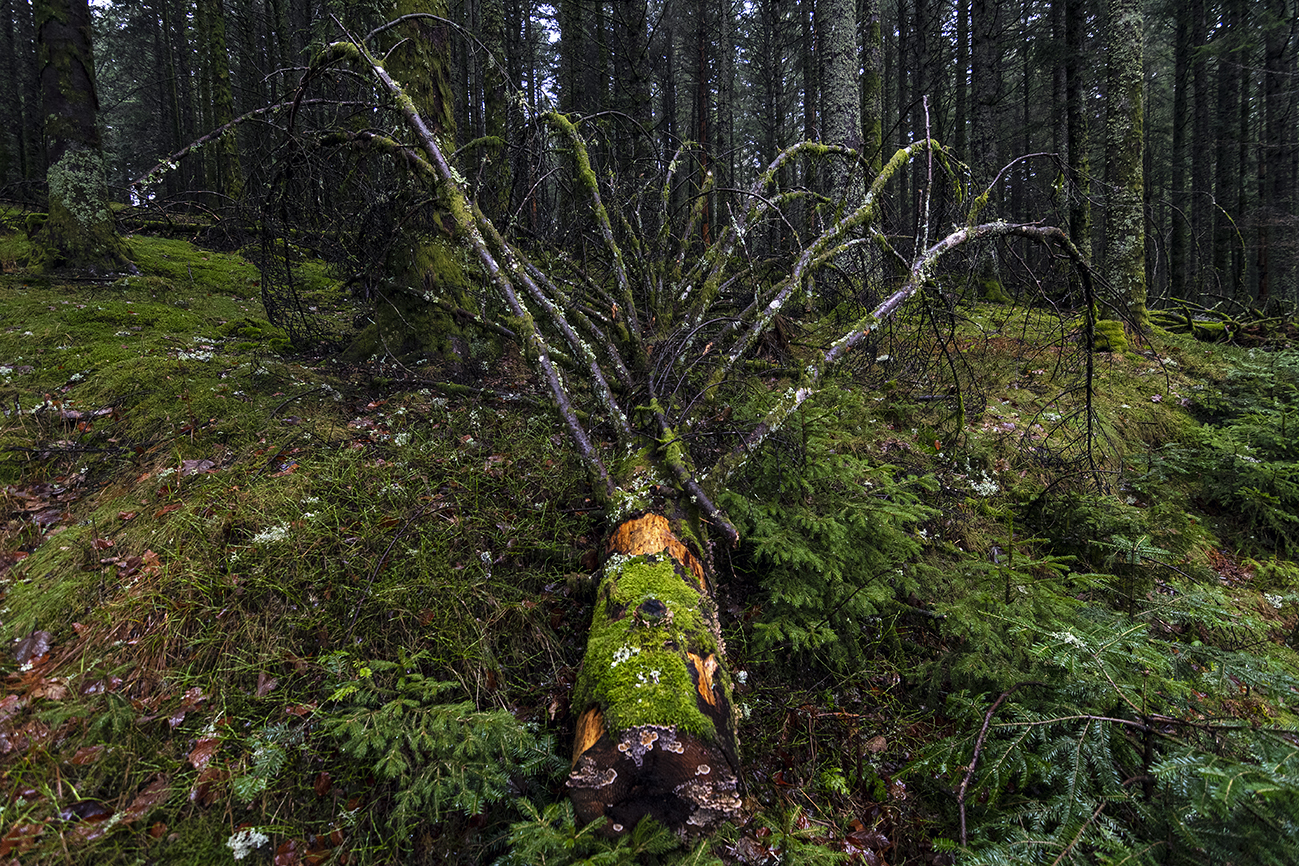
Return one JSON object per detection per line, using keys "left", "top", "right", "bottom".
{"left": 2, "top": 0, "right": 1299, "bottom": 863}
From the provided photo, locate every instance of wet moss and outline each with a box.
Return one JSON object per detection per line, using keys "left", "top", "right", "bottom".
{"left": 1093, "top": 318, "right": 1129, "bottom": 353}
{"left": 573, "top": 553, "right": 718, "bottom": 737}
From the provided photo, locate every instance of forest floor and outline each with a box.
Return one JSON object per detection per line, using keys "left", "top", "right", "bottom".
{"left": 2, "top": 217, "right": 1298, "bottom": 865}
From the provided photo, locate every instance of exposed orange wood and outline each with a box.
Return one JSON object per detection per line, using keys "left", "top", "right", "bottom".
{"left": 607, "top": 514, "right": 705, "bottom": 587}
{"left": 687, "top": 652, "right": 719, "bottom": 706}
{"left": 573, "top": 707, "right": 605, "bottom": 763}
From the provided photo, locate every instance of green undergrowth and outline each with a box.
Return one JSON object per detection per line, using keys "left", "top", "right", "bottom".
{"left": 0, "top": 235, "right": 605, "bottom": 864}
{"left": 2, "top": 229, "right": 1299, "bottom": 865}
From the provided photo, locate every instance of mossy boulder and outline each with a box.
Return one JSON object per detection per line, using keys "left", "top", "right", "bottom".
{"left": 219, "top": 317, "right": 292, "bottom": 352}
{"left": 341, "top": 236, "right": 499, "bottom": 378}
{"left": 1093, "top": 318, "right": 1129, "bottom": 353}
{"left": 980, "top": 277, "right": 1011, "bottom": 304}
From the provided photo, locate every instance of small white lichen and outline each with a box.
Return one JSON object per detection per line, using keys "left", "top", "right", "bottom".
{"left": 226, "top": 827, "right": 269, "bottom": 860}
{"left": 611, "top": 645, "right": 640, "bottom": 666}
{"left": 251, "top": 524, "right": 291, "bottom": 544}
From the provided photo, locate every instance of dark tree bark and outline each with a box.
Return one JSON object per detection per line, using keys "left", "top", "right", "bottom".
{"left": 31, "top": 0, "right": 130, "bottom": 272}
{"left": 896, "top": 0, "right": 910, "bottom": 228}
{"left": 971, "top": 0, "right": 1004, "bottom": 190}
{"left": 613, "top": 0, "right": 652, "bottom": 178}
{"left": 1257, "top": 0, "right": 1296, "bottom": 304}
{"left": 1102, "top": 0, "right": 1146, "bottom": 328}
{"left": 196, "top": 0, "right": 242, "bottom": 201}
{"left": 1213, "top": 0, "right": 1243, "bottom": 297}
{"left": 954, "top": 0, "right": 968, "bottom": 163}
{"left": 1064, "top": 0, "right": 1090, "bottom": 260}
{"left": 716, "top": 0, "right": 734, "bottom": 216}
{"left": 860, "top": 0, "right": 883, "bottom": 173}
{"left": 1169, "top": 0, "right": 1189, "bottom": 295}
{"left": 819, "top": 0, "right": 858, "bottom": 206}
{"left": 1190, "top": 0, "right": 1210, "bottom": 299}
{"left": 3, "top": 0, "right": 44, "bottom": 190}
{"left": 558, "top": 0, "right": 586, "bottom": 114}
{"left": 480, "top": 0, "right": 510, "bottom": 222}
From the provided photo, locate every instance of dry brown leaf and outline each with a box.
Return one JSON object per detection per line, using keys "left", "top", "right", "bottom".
{"left": 119, "top": 775, "right": 172, "bottom": 823}
{"left": 191, "top": 765, "right": 228, "bottom": 807}
{"left": 188, "top": 737, "right": 219, "bottom": 770}
{"left": 256, "top": 672, "right": 279, "bottom": 697}
{"left": 13, "top": 630, "right": 51, "bottom": 664}
{"left": 0, "top": 822, "right": 45, "bottom": 857}
{"left": 179, "top": 459, "right": 216, "bottom": 477}
{"left": 67, "top": 745, "right": 104, "bottom": 766}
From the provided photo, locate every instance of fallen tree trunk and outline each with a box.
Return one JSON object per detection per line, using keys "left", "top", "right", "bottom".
{"left": 567, "top": 513, "right": 741, "bottom": 837}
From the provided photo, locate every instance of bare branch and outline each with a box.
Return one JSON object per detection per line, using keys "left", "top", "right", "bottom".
{"left": 709, "top": 221, "right": 1094, "bottom": 487}
{"left": 333, "top": 33, "right": 615, "bottom": 496}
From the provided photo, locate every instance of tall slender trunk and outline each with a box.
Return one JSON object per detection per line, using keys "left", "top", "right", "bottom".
{"left": 197, "top": 0, "right": 243, "bottom": 201}
{"left": 1213, "top": 0, "right": 1241, "bottom": 296}
{"left": 800, "top": 0, "right": 817, "bottom": 236}
{"left": 1064, "top": 0, "right": 1090, "bottom": 261}
{"left": 1102, "top": 0, "right": 1146, "bottom": 328}
{"left": 896, "top": 0, "right": 910, "bottom": 232}
{"left": 860, "top": 0, "right": 883, "bottom": 174}
{"left": 0, "top": 0, "right": 20, "bottom": 185}
{"left": 716, "top": 0, "right": 734, "bottom": 218}
{"left": 14, "top": 0, "right": 44, "bottom": 186}
{"left": 481, "top": 0, "right": 509, "bottom": 222}
{"left": 1168, "top": 0, "right": 1188, "bottom": 294}
{"left": 820, "top": 0, "right": 858, "bottom": 206}
{"left": 1189, "top": 0, "right": 1210, "bottom": 300}
{"left": 31, "top": 0, "right": 129, "bottom": 272}
{"left": 693, "top": 0, "right": 712, "bottom": 245}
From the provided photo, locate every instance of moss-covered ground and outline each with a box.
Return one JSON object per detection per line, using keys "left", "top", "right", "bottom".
{"left": 2, "top": 213, "right": 1298, "bottom": 864}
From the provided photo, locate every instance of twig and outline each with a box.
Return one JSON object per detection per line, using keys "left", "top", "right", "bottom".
{"left": 958, "top": 682, "right": 1046, "bottom": 847}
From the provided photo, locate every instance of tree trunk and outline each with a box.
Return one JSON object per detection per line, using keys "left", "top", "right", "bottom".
{"left": 1190, "top": 0, "right": 1210, "bottom": 300}
{"left": 716, "top": 0, "right": 734, "bottom": 219}
{"left": 388, "top": 0, "right": 456, "bottom": 145}
{"left": 568, "top": 512, "right": 741, "bottom": 837}
{"left": 820, "top": 0, "right": 858, "bottom": 206}
{"left": 613, "top": 0, "right": 652, "bottom": 178}
{"left": 31, "top": 0, "right": 130, "bottom": 273}
{"left": 11, "top": 0, "right": 44, "bottom": 188}
{"left": 1102, "top": 0, "right": 1146, "bottom": 329}
{"left": 197, "top": 0, "right": 243, "bottom": 202}
{"left": 860, "top": 0, "right": 883, "bottom": 173}
{"left": 954, "top": 0, "right": 967, "bottom": 164}
{"left": 1168, "top": 0, "right": 1188, "bottom": 294}
{"left": 1213, "top": 0, "right": 1241, "bottom": 295}
{"left": 1259, "top": 0, "right": 1294, "bottom": 306}
{"left": 971, "top": 0, "right": 1003, "bottom": 190}
{"left": 692, "top": 0, "right": 712, "bottom": 244}
{"left": 480, "top": 0, "right": 509, "bottom": 222}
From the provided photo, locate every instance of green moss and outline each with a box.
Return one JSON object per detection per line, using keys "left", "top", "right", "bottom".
{"left": 980, "top": 277, "right": 1011, "bottom": 304}
{"left": 1093, "top": 319, "right": 1129, "bottom": 353}
{"left": 128, "top": 235, "right": 263, "bottom": 299}
{"left": 342, "top": 236, "right": 491, "bottom": 366}
{"left": 573, "top": 553, "right": 720, "bottom": 737}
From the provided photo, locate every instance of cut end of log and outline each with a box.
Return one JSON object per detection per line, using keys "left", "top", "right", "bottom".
{"left": 568, "top": 721, "right": 741, "bottom": 838}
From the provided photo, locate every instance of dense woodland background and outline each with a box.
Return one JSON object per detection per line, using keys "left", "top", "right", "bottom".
{"left": 4, "top": 1, "right": 1299, "bottom": 865}
{"left": 0, "top": 0, "right": 1296, "bottom": 306}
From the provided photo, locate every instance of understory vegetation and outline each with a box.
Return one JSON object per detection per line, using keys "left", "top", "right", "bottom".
{"left": 2, "top": 214, "right": 1299, "bottom": 864}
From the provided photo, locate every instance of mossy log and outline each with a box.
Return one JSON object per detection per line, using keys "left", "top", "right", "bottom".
{"left": 567, "top": 513, "right": 741, "bottom": 838}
